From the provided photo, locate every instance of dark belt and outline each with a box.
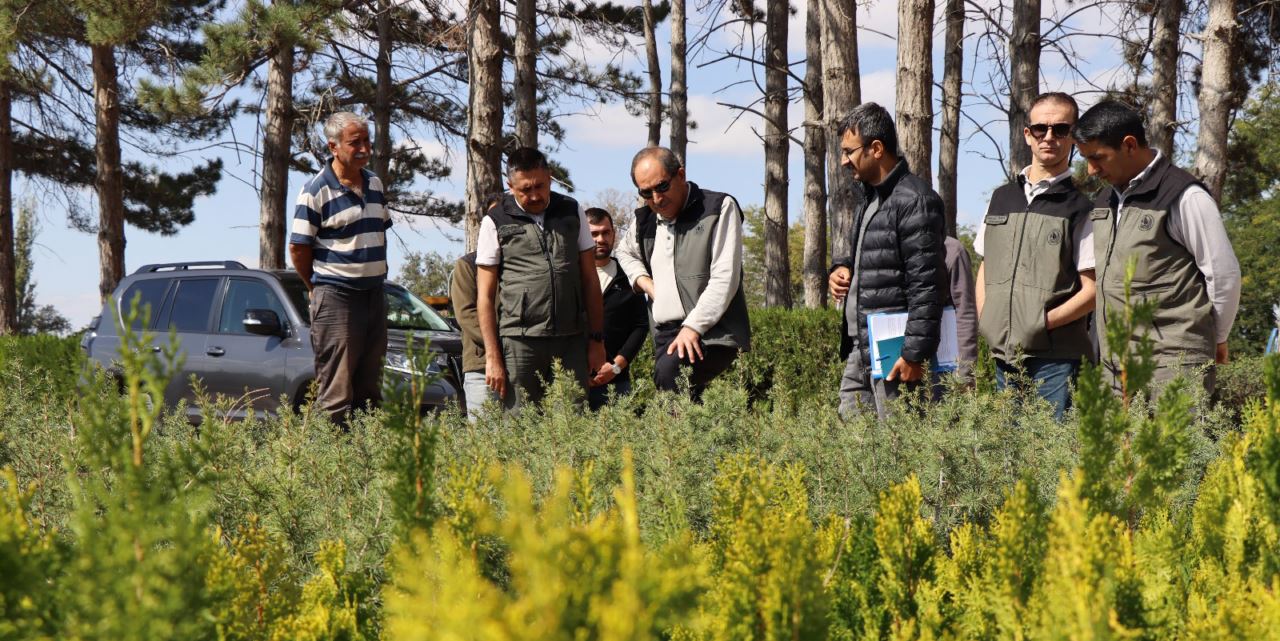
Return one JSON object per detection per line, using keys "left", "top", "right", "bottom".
{"left": 655, "top": 320, "right": 683, "bottom": 332}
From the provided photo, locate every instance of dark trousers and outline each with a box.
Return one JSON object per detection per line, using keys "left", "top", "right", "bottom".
{"left": 309, "top": 284, "right": 387, "bottom": 425}
{"left": 652, "top": 324, "right": 738, "bottom": 400}
{"left": 501, "top": 334, "right": 589, "bottom": 410}
{"left": 588, "top": 372, "right": 633, "bottom": 410}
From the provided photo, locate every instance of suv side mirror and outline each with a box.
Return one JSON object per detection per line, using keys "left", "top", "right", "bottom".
{"left": 243, "top": 309, "right": 284, "bottom": 336}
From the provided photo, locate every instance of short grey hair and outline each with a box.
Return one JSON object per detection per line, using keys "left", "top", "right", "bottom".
{"left": 324, "top": 112, "right": 369, "bottom": 143}
{"left": 629, "top": 146, "right": 682, "bottom": 185}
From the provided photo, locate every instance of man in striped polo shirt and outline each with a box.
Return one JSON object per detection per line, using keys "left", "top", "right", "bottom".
{"left": 289, "top": 112, "right": 391, "bottom": 426}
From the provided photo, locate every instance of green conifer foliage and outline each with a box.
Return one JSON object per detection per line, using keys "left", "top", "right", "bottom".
{"left": 1077, "top": 262, "right": 1198, "bottom": 527}
{"left": 871, "top": 476, "right": 938, "bottom": 639}
{"left": 0, "top": 468, "right": 63, "bottom": 639}
{"left": 382, "top": 339, "right": 443, "bottom": 536}
{"left": 705, "top": 455, "right": 830, "bottom": 640}
{"left": 820, "top": 514, "right": 887, "bottom": 641}
{"left": 61, "top": 302, "right": 220, "bottom": 640}
{"left": 1033, "top": 473, "right": 1144, "bottom": 640}
{"left": 384, "top": 451, "right": 702, "bottom": 641}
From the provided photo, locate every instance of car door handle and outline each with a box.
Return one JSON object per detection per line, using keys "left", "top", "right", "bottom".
{"left": 206, "top": 347, "right": 226, "bottom": 357}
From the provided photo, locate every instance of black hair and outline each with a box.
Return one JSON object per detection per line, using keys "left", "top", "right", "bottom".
{"left": 506, "top": 147, "right": 550, "bottom": 177}
{"left": 836, "top": 102, "right": 899, "bottom": 157}
{"left": 585, "top": 207, "right": 613, "bottom": 226}
{"left": 1074, "top": 100, "right": 1148, "bottom": 148}
{"left": 1030, "top": 92, "right": 1080, "bottom": 122}
{"left": 629, "top": 146, "right": 682, "bottom": 185}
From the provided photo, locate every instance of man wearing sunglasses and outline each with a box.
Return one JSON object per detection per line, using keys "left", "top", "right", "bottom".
{"left": 1075, "top": 100, "right": 1240, "bottom": 398}
{"left": 614, "top": 146, "right": 750, "bottom": 399}
{"left": 974, "top": 92, "right": 1097, "bottom": 420}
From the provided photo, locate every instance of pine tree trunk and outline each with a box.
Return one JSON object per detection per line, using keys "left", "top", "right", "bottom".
{"left": 260, "top": 41, "right": 294, "bottom": 271}
{"left": 373, "top": 0, "right": 394, "bottom": 182}
{"left": 642, "top": 0, "right": 662, "bottom": 146}
{"left": 669, "top": 0, "right": 687, "bottom": 165}
{"left": 92, "top": 44, "right": 125, "bottom": 303}
{"left": 1148, "top": 0, "right": 1182, "bottom": 158}
{"left": 938, "top": 0, "right": 964, "bottom": 237}
{"left": 763, "top": 0, "right": 791, "bottom": 308}
{"left": 514, "top": 0, "right": 537, "bottom": 147}
{"left": 1008, "top": 0, "right": 1041, "bottom": 178}
{"left": 802, "top": 0, "right": 827, "bottom": 309}
{"left": 1194, "top": 0, "right": 1235, "bottom": 199}
{"left": 0, "top": 81, "right": 14, "bottom": 334}
{"left": 821, "top": 0, "right": 861, "bottom": 261}
{"left": 896, "top": 0, "right": 934, "bottom": 186}
{"left": 466, "top": 0, "right": 504, "bottom": 250}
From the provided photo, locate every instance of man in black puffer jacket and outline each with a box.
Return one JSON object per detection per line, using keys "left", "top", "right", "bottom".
{"left": 828, "top": 103, "right": 948, "bottom": 418}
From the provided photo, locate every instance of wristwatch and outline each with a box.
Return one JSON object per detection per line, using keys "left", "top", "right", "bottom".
{"left": 610, "top": 363, "right": 623, "bottom": 375}
{"left": 588, "top": 331, "right": 605, "bottom": 342}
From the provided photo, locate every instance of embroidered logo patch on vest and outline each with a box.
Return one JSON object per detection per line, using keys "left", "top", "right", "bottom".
{"left": 1047, "top": 229, "right": 1062, "bottom": 246}
{"left": 1138, "top": 213, "right": 1155, "bottom": 231}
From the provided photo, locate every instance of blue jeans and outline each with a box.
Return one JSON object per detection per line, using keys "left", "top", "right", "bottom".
{"left": 588, "top": 373, "right": 633, "bottom": 411}
{"left": 995, "top": 357, "right": 1078, "bottom": 421}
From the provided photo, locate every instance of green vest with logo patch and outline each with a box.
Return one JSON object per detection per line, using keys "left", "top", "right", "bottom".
{"left": 488, "top": 192, "right": 585, "bottom": 338}
{"left": 979, "top": 178, "right": 1095, "bottom": 363}
{"left": 1091, "top": 154, "right": 1216, "bottom": 366}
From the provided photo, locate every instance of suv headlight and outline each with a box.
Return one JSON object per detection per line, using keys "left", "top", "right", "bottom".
{"left": 384, "top": 352, "right": 446, "bottom": 376}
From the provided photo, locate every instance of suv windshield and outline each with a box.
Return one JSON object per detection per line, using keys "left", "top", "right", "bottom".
{"left": 385, "top": 285, "right": 453, "bottom": 331}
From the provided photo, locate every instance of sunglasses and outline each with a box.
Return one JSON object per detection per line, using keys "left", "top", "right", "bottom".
{"left": 637, "top": 179, "right": 673, "bottom": 200}
{"left": 1027, "top": 122, "right": 1073, "bottom": 140}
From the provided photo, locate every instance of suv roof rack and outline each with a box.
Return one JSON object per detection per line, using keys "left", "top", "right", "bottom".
{"left": 134, "top": 260, "right": 248, "bottom": 274}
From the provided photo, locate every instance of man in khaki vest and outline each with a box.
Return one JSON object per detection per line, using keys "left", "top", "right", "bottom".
{"left": 615, "top": 146, "right": 751, "bottom": 400}
{"left": 475, "top": 148, "right": 607, "bottom": 410}
{"left": 1074, "top": 100, "right": 1241, "bottom": 396}
{"left": 975, "top": 93, "right": 1096, "bottom": 420}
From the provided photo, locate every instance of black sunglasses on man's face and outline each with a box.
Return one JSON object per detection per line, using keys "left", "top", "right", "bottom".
{"left": 638, "top": 179, "right": 673, "bottom": 200}
{"left": 1027, "top": 122, "right": 1073, "bottom": 140}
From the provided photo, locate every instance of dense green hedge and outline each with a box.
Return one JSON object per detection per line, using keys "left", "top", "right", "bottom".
{"left": 0, "top": 334, "right": 82, "bottom": 403}
{"left": 624, "top": 306, "right": 843, "bottom": 409}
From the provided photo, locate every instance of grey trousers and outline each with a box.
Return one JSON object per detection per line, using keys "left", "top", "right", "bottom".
{"left": 838, "top": 345, "right": 920, "bottom": 419}
{"left": 462, "top": 370, "right": 499, "bottom": 420}
{"left": 501, "top": 334, "right": 589, "bottom": 410}
{"left": 309, "top": 284, "right": 387, "bottom": 425}
{"left": 1104, "top": 359, "right": 1216, "bottom": 399}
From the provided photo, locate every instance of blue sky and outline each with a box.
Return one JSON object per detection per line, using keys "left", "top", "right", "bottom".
{"left": 26, "top": 0, "right": 1161, "bottom": 327}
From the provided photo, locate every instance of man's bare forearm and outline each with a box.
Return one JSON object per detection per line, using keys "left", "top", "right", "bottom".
{"left": 1046, "top": 270, "right": 1096, "bottom": 330}
{"left": 289, "top": 244, "right": 315, "bottom": 291}
{"left": 476, "top": 265, "right": 502, "bottom": 361}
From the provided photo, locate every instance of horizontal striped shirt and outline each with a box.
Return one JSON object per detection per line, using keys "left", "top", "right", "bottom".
{"left": 289, "top": 162, "right": 392, "bottom": 290}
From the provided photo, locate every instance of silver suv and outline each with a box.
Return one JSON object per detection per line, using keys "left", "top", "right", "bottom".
{"left": 81, "top": 261, "right": 461, "bottom": 421}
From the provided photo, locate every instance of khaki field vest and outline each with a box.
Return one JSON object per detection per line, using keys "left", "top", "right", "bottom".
{"left": 1091, "top": 155, "right": 1216, "bottom": 365}
{"left": 634, "top": 184, "right": 751, "bottom": 351}
{"left": 980, "top": 178, "right": 1095, "bottom": 363}
{"left": 489, "top": 192, "right": 586, "bottom": 338}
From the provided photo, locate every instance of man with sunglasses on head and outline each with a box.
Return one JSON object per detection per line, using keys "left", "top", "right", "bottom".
{"left": 1074, "top": 100, "right": 1240, "bottom": 397}
{"left": 614, "top": 146, "right": 750, "bottom": 400}
{"left": 828, "top": 102, "right": 947, "bottom": 419}
{"left": 974, "top": 92, "right": 1097, "bottom": 420}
